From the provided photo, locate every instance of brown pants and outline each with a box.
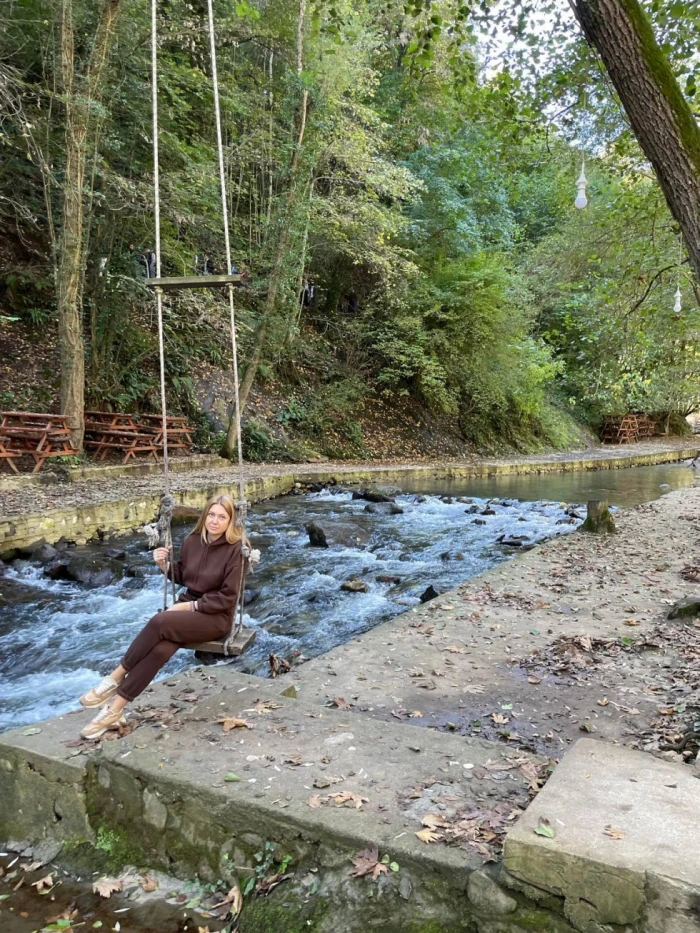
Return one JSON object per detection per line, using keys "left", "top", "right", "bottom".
{"left": 118, "top": 605, "right": 231, "bottom": 701}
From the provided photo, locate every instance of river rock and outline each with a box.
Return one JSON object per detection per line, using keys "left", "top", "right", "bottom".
{"left": 465, "top": 505, "right": 480, "bottom": 514}
{"left": 104, "top": 548, "right": 126, "bottom": 560}
{"left": 243, "top": 588, "right": 260, "bottom": 607}
{"left": 377, "top": 575, "right": 402, "bottom": 584}
{"left": 44, "top": 559, "right": 72, "bottom": 581}
{"left": 419, "top": 585, "right": 440, "bottom": 603}
{"left": 481, "top": 507, "right": 496, "bottom": 516}
{"left": 306, "top": 522, "right": 328, "bottom": 548}
{"left": 467, "top": 869, "right": 517, "bottom": 915}
{"left": 64, "top": 558, "right": 124, "bottom": 588}
{"left": 667, "top": 597, "right": 700, "bottom": 620}
{"left": 351, "top": 485, "right": 400, "bottom": 503}
{"left": 341, "top": 579, "right": 368, "bottom": 593}
{"left": 497, "top": 534, "right": 530, "bottom": 548}
{"left": 440, "top": 551, "right": 464, "bottom": 561}
{"left": 124, "top": 563, "right": 146, "bottom": 579}
{"left": 473, "top": 518, "right": 487, "bottom": 525}
{"left": 364, "top": 502, "right": 404, "bottom": 515}
{"left": 31, "top": 543, "right": 59, "bottom": 563}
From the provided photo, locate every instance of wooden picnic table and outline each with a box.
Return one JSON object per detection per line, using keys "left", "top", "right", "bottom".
{"left": 84, "top": 410, "right": 140, "bottom": 430}
{"left": 0, "top": 412, "right": 78, "bottom": 473}
{"left": 84, "top": 426, "right": 160, "bottom": 463}
{"left": 137, "top": 413, "right": 194, "bottom": 451}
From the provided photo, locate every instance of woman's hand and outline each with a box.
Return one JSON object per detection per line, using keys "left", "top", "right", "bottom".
{"left": 165, "top": 601, "right": 194, "bottom": 612}
{"left": 153, "top": 546, "right": 171, "bottom": 567}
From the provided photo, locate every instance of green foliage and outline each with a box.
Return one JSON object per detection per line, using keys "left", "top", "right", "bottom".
{"left": 0, "top": 0, "right": 697, "bottom": 457}
{"left": 242, "top": 419, "right": 277, "bottom": 462}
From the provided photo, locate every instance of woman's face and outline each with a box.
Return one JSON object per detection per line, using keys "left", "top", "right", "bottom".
{"left": 205, "top": 503, "right": 231, "bottom": 538}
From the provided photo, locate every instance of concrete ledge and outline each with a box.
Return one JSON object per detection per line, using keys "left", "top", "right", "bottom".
{"left": 1, "top": 669, "right": 575, "bottom": 933}
{"left": 503, "top": 739, "right": 700, "bottom": 932}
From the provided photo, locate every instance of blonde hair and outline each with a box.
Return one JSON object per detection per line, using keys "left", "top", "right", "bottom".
{"left": 191, "top": 494, "right": 244, "bottom": 545}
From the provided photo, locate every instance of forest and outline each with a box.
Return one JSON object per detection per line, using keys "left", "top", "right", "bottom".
{"left": 0, "top": 0, "right": 698, "bottom": 461}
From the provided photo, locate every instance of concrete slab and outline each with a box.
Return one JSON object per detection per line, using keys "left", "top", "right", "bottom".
{"left": 503, "top": 738, "right": 700, "bottom": 932}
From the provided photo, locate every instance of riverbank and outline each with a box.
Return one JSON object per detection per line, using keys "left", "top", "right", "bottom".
{"left": 2, "top": 467, "right": 700, "bottom": 932}
{"left": 0, "top": 438, "right": 697, "bottom": 552}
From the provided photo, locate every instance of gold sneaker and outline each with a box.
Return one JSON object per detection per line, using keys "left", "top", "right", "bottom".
{"left": 81, "top": 706, "right": 127, "bottom": 740}
{"left": 80, "top": 676, "right": 119, "bottom": 708}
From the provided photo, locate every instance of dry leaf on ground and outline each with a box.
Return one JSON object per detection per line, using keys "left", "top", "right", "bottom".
{"left": 31, "top": 873, "right": 54, "bottom": 893}
{"left": 328, "top": 791, "right": 368, "bottom": 810}
{"left": 415, "top": 828, "right": 442, "bottom": 844}
{"left": 139, "top": 874, "right": 158, "bottom": 893}
{"left": 92, "top": 877, "right": 124, "bottom": 898}
{"left": 216, "top": 717, "right": 251, "bottom": 733}
{"left": 348, "top": 845, "right": 388, "bottom": 881}
{"left": 422, "top": 813, "right": 450, "bottom": 829}
{"left": 603, "top": 825, "right": 625, "bottom": 840}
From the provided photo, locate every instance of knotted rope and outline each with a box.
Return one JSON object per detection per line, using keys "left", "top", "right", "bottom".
{"left": 144, "top": 0, "right": 258, "bottom": 648}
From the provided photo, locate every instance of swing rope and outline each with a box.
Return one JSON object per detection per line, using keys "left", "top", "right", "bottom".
{"left": 146, "top": 0, "right": 252, "bottom": 651}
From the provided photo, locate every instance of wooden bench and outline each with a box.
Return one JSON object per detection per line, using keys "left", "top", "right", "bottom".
{"left": 0, "top": 412, "right": 78, "bottom": 472}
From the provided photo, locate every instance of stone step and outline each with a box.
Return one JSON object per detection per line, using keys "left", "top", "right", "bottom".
{"left": 503, "top": 738, "right": 700, "bottom": 932}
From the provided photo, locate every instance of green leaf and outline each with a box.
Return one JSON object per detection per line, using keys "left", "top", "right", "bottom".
{"left": 389, "top": 862, "right": 400, "bottom": 872}
{"left": 224, "top": 772, "right": 241, "bottom": 782}
{"left": 534, "top": 818, "right": 555, "bottom": 838}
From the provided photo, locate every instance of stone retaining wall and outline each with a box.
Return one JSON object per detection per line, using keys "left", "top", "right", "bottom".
{"left": 1, "top": 446, "right": 698, "bottom": 552}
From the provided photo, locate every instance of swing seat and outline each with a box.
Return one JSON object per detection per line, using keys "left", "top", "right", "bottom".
{"left": 145, "top": 274, "right": 243, "bottom": 291}
{"left": 186, "top": 626, "right": 256, "bottom": 656}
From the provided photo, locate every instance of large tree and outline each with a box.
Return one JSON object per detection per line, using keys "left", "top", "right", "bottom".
{"left": 570, "top": 0, "right": 700, "bottom": 279}
{"left": 58, "top": 0, "right": 123, "bottom": 449}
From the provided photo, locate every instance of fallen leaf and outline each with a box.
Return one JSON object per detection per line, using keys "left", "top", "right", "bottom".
{"left": 328, "top": 791, "right": 368, "bottom": 810}
{"left": 216, "top": 717, "right": 251, "bottom": 733}
{"left": 623, "top": 619, "right": 640, "bottom": 626}
{"left": 92, "top": 877, "right": 123, "bottom": 898}
{"left": 597, "top": 698, "right": 609, "bottom": 707}
{"left": 348, "top": 845, "right": 388, "bottom": 881}
{"left": 224, "top": 772, "right": 242, "bottom": 783}
{"left": 226, "top": 881, "right": 243, "bottom": 917}
{"left": 534, "top": 818, "right": 555, "bottom": 839}
{"left": 421, "top": 813, "right": 450, "bottom": 829}
{"left": 603, "top": 825, "right": 625, "bottom": 840}
{"left": 409, "top": 710, "right": 423, "bottom": 718}
{"left": 415, "top": 828, "right": 442, "bottom": 844}
{"left": 139, "top": 875, "right": 158, "bottom": 893}
{"left": 580, "top": 721, "right": 597, "bottom": 733}
{"left": 331, "top": 697, "right": 349, "bottom": 709}
{"left": 463, "top": 684, "right": 485, "bottom": 694}
{"left": 31, "top": 873, "right": 54, "bottom": 893}
{"left": 527, "top": 677, "right": 542, "bottom": 685}
{"left": 307, "top": 795, "right": 322, "bottom": 808}
{"left": 491, "top": 713, "right": 509, "bottom": 725}
{"left": 22, "top": 728, "right": 42, "bottom": 736}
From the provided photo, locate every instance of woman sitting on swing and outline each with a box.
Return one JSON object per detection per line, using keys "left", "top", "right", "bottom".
{"left": 78, "top": 494, "right": 246, "bottom": 739}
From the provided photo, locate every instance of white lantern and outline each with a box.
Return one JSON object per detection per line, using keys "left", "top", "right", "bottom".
{"left": 574, "top": 160, "right": 588, "bottom": 209}
{"left": 673, "top": 286, "right": 682, "bottom": 314}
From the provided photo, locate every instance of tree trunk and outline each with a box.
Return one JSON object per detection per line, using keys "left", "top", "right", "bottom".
{"left": 57, "top": 0, "right": 122, "bottom": 449}
{"left": 571, "top": 0, "right": 700, "bottom": 278}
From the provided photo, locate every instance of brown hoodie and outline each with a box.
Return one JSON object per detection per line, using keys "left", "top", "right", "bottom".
{"left": 169, "top": 533, "right": 245, "bottom": 619}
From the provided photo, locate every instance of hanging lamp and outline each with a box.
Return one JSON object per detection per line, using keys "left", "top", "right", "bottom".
{"left": 574, "top": 158, "right": 588, "bottom": 209}
{"left": 673, "top": 234, "right": 683, "bottom": 315}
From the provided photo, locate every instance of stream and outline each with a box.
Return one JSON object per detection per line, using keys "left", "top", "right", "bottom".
{"left": 0, "top": 463, "right": 693, "bottom": 731}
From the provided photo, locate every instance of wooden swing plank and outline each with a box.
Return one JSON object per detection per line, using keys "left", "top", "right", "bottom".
{"left": 145, "top": 274, "right": 243, "bottom": 291}
{"left": 186, "top": 627, "right": 256, "bottom": 656}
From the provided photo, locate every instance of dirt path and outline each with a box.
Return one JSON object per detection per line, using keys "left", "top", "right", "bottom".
{"left": 0, "top": 437, "right": 696, "bottom": 519}
{"left": 289, "top": 478, "right": 700, "bottom": 766}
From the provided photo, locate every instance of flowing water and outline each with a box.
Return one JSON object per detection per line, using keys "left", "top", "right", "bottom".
{"left": 0, "top": 463, "right": 693, "bottom": 730}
